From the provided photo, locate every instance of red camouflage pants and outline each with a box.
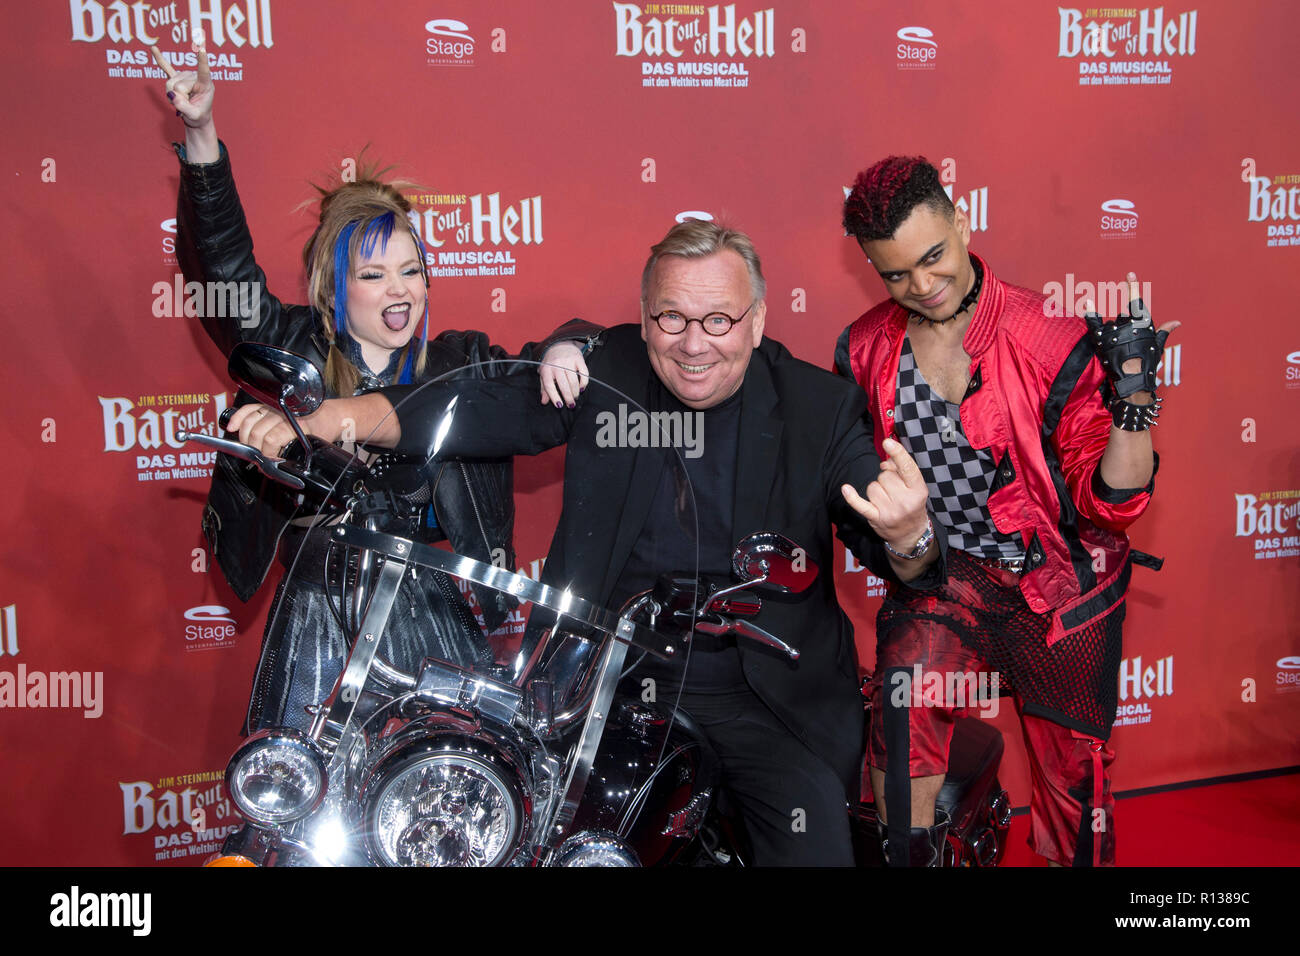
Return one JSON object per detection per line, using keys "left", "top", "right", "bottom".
{"left": 867, "top": 552, "right": 1116, "bottom": 866}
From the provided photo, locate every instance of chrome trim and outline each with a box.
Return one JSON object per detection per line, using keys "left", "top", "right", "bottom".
{"left": 731, "top": 531, "right": 819, "bottom": 593}
{"left": 225, "top": 728, "right": 329, "bottom": 826}
{"left": 228, "top": 341, "right": 325, "bottom": 417}
{"left": 359, "top": 725, "right": 532, "bottom": 867}
{"left": 990, "top": 788, "right": 1012, "bottom": 828}
{"left": 552, "top": 830, "right": 640, "bottom": 867}
{"left": 660, "top": 789, "right": 712, "bottom": 839}
{"left": 311, "top": 554, "right": 408, "bottom": 762}
{"left": 546, "top": 617, "right": 633, "bottom": 839}
{"left": 693, "top": 617, "right": 799, "bottom": 661}
{"left": 177, "top": 431, "right": 306, "bottom": 490}
{"left": 413, "top": 658, "right": 524, "bottom": 727}
{"left": 333, "top": 526, "right": 677, "bottom": 661}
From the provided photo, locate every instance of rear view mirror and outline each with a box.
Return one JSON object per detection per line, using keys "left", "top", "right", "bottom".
{"left": 228, "top": 342, "right": 325, "bottom": 418}
{"left": 731, "top": 532, "right": 818, "bottom": 594}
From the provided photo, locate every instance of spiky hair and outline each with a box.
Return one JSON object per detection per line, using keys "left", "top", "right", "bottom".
{"left": 842, "top": 155, "right": 954, "bottom": 242}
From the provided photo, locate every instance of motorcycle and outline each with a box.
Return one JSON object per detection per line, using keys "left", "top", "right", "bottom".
{"left": 180, "top": 343, "right": 806, "bottom": 866}
{"left": 182, "top": 343, "right": 1010, "bottom": 866}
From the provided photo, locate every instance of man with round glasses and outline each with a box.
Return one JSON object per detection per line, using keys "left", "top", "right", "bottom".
{"left": 225, "top": 219, "right": 938, "bottom": 865}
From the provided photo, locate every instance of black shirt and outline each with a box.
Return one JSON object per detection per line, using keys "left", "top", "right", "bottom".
{"left": 615, "top": 385, "right": 746, "bottom": 691}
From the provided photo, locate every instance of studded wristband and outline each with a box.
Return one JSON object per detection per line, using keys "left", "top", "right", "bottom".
{"left": 1110, "top": 395, "right": 1162, "bottom": 431}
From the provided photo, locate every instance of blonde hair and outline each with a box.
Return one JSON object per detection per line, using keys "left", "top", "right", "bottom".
{"left": 640, "top": 219, "right": 767, "bottom": 304}
{"left": 301, "top": 159, "right": 429, "bottom": 395}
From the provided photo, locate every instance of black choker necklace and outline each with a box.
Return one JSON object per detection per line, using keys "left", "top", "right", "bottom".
{"left": 910, "top": 256, "right": 983, "bottom": 326}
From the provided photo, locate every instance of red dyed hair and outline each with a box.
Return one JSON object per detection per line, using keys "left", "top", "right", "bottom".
{"left": 842, "top": 155, "right": 953, "bottom": 242}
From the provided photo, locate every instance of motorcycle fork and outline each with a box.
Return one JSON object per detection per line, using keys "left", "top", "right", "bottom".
{"left": 310, "top": 547, "right": 409, "bottom": 766}
{"left": 540, "top": 617, "right": 635, "bottom": 852}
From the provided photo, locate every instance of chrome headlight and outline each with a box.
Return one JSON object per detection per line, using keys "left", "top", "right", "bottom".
{"left": 226, "top": 729, "right": 328, "bottom": 826}
{"left": 553, "top": 830, "right": 640, "bottom": 867}
{"left": 363, "top": 741, "right": 525, "bottom": 866}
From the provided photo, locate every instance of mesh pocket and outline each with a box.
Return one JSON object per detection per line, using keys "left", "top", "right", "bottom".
{"left": 878, "top": 551, "right": 1123, "bottom": 738}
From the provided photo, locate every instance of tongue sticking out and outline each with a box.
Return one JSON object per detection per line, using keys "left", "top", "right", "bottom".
{"left": 383, "top": 305, "right": 411, "bottom": 332}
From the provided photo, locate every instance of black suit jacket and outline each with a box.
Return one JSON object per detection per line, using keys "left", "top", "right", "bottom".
{"left": 388, "top": 324, "right": 944, "bottom": 791}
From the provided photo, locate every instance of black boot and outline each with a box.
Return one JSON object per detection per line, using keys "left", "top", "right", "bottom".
{"left": 879, "top": 808, "right": 951, "bottom": 867}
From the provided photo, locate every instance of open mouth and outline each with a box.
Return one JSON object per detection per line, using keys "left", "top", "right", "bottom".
{"left": 383, "top": 304, "right": 412, "bottom": 332}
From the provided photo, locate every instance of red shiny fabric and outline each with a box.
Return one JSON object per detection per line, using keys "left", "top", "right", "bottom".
{"left": 864, "top": 556, "right": 1116, "bottom": 865}
{"left": 843, "top": 255, "right": 1151, "bottom": 644}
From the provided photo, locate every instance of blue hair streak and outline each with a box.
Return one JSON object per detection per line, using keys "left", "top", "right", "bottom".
{"left": 330, "top": 212, "right": 399, "bottom": 336}
{"left": 331, "top": 220, "right": 359, "bottom": 336}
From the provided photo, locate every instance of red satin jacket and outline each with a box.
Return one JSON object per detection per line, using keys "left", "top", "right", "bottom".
{"left": 837, "top": 254, "right": 1155, "bottom": 644}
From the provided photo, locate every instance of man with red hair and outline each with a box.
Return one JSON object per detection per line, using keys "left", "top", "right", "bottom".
{"left": 837, "top": 156, "right": 1176, "bottom": 866}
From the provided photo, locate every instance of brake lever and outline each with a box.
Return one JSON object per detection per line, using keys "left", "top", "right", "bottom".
{"left": 177, "top": 430, "right": 306, "bottom": 491}
{"left": 732, "top": 619, "right": 799, "bottom": 661}
{"left": 689, "top": 615, "right": 799, "bottom": 661}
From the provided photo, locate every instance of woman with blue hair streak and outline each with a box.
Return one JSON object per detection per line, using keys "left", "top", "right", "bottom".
{"left": 153, "top": 34, "right": 592, "bottom": 734}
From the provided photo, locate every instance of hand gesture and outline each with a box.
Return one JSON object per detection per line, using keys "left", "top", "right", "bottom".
{"left": 841, "top": 437, "right": 931, "bottom": 553}
{"left": 1084, "top": 272, "right": 1180, "bottom": 404}
{"left": 538, "top": 341, "right": 590, "bottom": 407}
{"left": 150, "top": 28, "right": 213, "bottom": 130}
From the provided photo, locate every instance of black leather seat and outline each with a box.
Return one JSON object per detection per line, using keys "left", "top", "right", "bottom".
{"left": 936, "top": 715, "right": 1004, "bottom": 830}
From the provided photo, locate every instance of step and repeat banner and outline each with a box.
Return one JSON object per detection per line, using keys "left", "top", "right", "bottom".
{"left": 1, "top": 1, "right": 1297, "bottom": 865}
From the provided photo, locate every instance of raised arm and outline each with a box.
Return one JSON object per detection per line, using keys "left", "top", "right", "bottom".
{"left": 153, "top": 35, "right": 310, "bottom": 357}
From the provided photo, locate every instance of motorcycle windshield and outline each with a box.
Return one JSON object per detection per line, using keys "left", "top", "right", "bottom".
{"left": 269, "top": 358, "right": 716, "bottom": 866}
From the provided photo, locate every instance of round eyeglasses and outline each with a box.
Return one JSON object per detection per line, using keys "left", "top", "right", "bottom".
{"left": 649, "top": 301, "right": 755, "bottom": 336}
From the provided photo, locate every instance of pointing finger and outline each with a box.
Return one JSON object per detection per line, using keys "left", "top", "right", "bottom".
{"left": 881, "top": 437, "right": 923, "bottom": 487}
{"left": 150, "top": 45, "right": 176, "bottom": 77}
{"left": 1127, "top": 271, "right": 1150, "bottom": 321}
{"left": 193, "top": 27, "right": 212, "bottom": 88}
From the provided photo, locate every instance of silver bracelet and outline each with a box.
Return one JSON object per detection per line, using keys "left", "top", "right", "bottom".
{"left": 884, "top": 518, "right": 934, "bottom": 560}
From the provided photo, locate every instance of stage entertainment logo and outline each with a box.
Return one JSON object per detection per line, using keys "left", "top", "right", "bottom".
{"left": 70, "top": 0, "right": 275, "bottom": 81}
{"left": 1244, "top": 166, "right": 1300, "bottom": 249}
{"left": 1115, "top": 653, "right": 1172, "bottom": 727}
{"left": 407, "top": 190, "right": 542, "bottom": 279}
{"left": 1234, "top": 490, "right": 1300, "bottom": 561}
{"left": 120, "top": 771, "right": 241, "bottom": 863}
{"left": 1058, "top": 6, "right": 1197, "bottom": 87}
{"left": 1287, "top": 351, "right": 1300, "bottom": 390}
{"left": 100, "top": 391, "right": 229, "bottom": 483}
{"left": 425, "top": 18, "right": 475, "bottom": 66}
{"left": 1276, "top": 655, "right": 1300, "bottom": 694}
{"left": 183, "top": 605, "right": 237, "bottom": 652}
{"left": 615, "top": 2, "right": 775, "bottom": 90}
{"left": 161, "top": 218, "right": 176, "bottom": 264}
{"left": 896, "top": 26, "right": 936, "bottom": 70}
{"left": 1100, "top": 198, "right": 1138, "bottom": 239}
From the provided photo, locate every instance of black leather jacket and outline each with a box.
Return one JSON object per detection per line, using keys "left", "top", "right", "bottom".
{"left": 174, "top": 143, "right": 594, "bottom": 620}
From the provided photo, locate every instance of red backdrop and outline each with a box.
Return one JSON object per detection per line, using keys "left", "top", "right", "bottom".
{"left": 1, "top": 0, "right": 1297, "bottom": 865}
